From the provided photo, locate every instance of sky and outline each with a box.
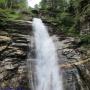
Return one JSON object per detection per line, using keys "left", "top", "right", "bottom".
{"left": 27, "top": 0, "right": 42, "bottom": 8}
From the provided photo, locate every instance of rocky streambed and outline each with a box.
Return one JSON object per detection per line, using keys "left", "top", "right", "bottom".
{"left": 0, "top": 21, "right": 90, "bottom": 90}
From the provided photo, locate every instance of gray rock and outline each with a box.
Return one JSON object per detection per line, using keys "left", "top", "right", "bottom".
{"left": 62, "top": 49, "right": 80, "bottom": 59}
{"left": 0, "top": 46, "right": 7, "bottom": 52}
{"left": 12, "top": 42, "right": 28, "bottom": 48}
{"left": 0, "top": 36, "right": 11, "bottom": 44}
{"left": 4, "top": 61, "right": 18, "bottom": 70}
{"left": 14, "top": 39, "right": 28, "bottom": 43}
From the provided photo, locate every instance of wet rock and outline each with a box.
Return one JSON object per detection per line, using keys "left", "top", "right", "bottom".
{"left": 0, "top": 46, "right": 7, "bottom": 52}
{"left": 0, "top": 31, "right": 8, "bottom": 36}
{"left": 6, "top": 20, "right": 32, "bottom": 31}
{"left": 0, "top": 21, "right": 32, "bottom": 89}
{"left": 18, "top": 66, "right": 26, "bottom": 74}
{"left": 0, "top": 71, "right": 8, "bottom": 80}
{"left": 87, "top": 50, "right": 90, "bottom": 57}
{"left": 12, "top": 37, "right": 27, "bottom": 41}
{"left": 0, "top": 20, "right": 90, "bottom": 90}
{"left": 1, "top": 47, "right": 26, "bottom": 59}
{"left": 14, "top": 39, "right": 29, "bottom": 43}
{"left": 62, "top": 47, "right": 81, "bottom": 60}
{"left": 11, "top": 33, "right": 27, "bottom": 37}
{"left": 4, "top": 63, "right": 17, "bottom": 70}
{"left": 2, "top": 58, "right": 18, "bottom": 70}
{"left": 12, "top": 42, "right": 28, "bottom": 49}
{"left": 0, "top": 36, "right": 11, "bottom": 44}
{"left": 0, "top": 73, "right": 4, "bottom": 80}
{"left": 62, "top": 49, "right": 75, "bottom": 58}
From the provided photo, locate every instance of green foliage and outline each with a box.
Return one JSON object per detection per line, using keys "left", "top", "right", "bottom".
{"left": 16, "top": 0, "right": 27, "bottom": 9}
{"left": 80, "top": 35, "right": 90, "bottom": 44}
{"left": 40, "top": 0, "right": 90, "bottom": 38}
{"left": 60, "top": 12, "right": 74, "bottom": 26}
{"left": 0, "top": 8, "right": 21, "bottom": 28}
{"left": 0, "top": 0, "right": 31, "bottom": 21}
{"left": 0, "top": 8, "right": 21, "bottom": 20}
{"left": 0, "top": 0, "right": 27, "bottom": 9}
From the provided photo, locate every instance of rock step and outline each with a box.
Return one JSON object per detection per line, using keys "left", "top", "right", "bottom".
{"left": 12, "top": 42, "right": 28, "bottom": 48}
{"left": 11, "top": 33, "right": 27, "bottom": 37}
{"left": 12, "top": 37, "right": 27, "bottom": 41}
{"left": 0, "top": 36, "right": 11, "bottom": 44}
{"left": 13, "top": 39, "right": 29, "bottom": 43}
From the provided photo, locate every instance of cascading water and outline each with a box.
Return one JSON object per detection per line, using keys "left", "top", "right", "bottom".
{"left": 32, "top": 18, "right": 63, "bottom": 90}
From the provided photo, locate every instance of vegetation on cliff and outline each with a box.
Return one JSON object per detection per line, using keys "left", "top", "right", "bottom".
{"left": 38, "top": 0, "right": 90, "bottom": 45}
{"left": 0, "top": 0, "right": 33, "bottom": 28}
{"left": 0, "top": 0, "right": 90, "bottom": 49}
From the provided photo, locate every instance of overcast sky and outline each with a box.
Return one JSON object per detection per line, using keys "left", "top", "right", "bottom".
{"left": 27, "top": 0, "right": 42, "bottom": 8}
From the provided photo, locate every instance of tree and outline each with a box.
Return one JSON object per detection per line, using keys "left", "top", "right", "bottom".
{"left": 0, "top": 0, "right": 27, "bottom": 9}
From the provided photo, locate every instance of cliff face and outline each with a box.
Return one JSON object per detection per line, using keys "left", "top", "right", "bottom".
{"left": 50, "top": 34, "right": 90, "bottom": 90}
{"left": 0, "top": 21, "right": 32, "bottom": 89}
{"left": 0, "top": 21, "right": 90, "bottom": 90}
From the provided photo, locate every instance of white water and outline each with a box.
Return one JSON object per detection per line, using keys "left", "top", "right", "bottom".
{"left": 32, "top": 18, "right": 63, "bottom": 90}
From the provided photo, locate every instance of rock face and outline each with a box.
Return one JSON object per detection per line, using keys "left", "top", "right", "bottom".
{"left": 0, "top": 21, "right": 90, "bottom": 90}
{"left": 52, "top": 35, "right": 90, "bottom": 90}
{"left": 0, "top": 21, "right": 32, "bottom": 89}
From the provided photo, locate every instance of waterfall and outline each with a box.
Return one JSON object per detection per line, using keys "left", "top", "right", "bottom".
{"left": 32, "top": 18, "right": 63, "bottom": 90}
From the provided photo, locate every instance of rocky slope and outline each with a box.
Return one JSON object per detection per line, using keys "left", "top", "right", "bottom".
{"left": 0, "top": 21, "right": 32, "bottom": 90}
{"left": 52, "top": 35, "right": 90, "bottom": 90}
{"left": 0, "top": 21, "right": 90, "bottom": 90}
